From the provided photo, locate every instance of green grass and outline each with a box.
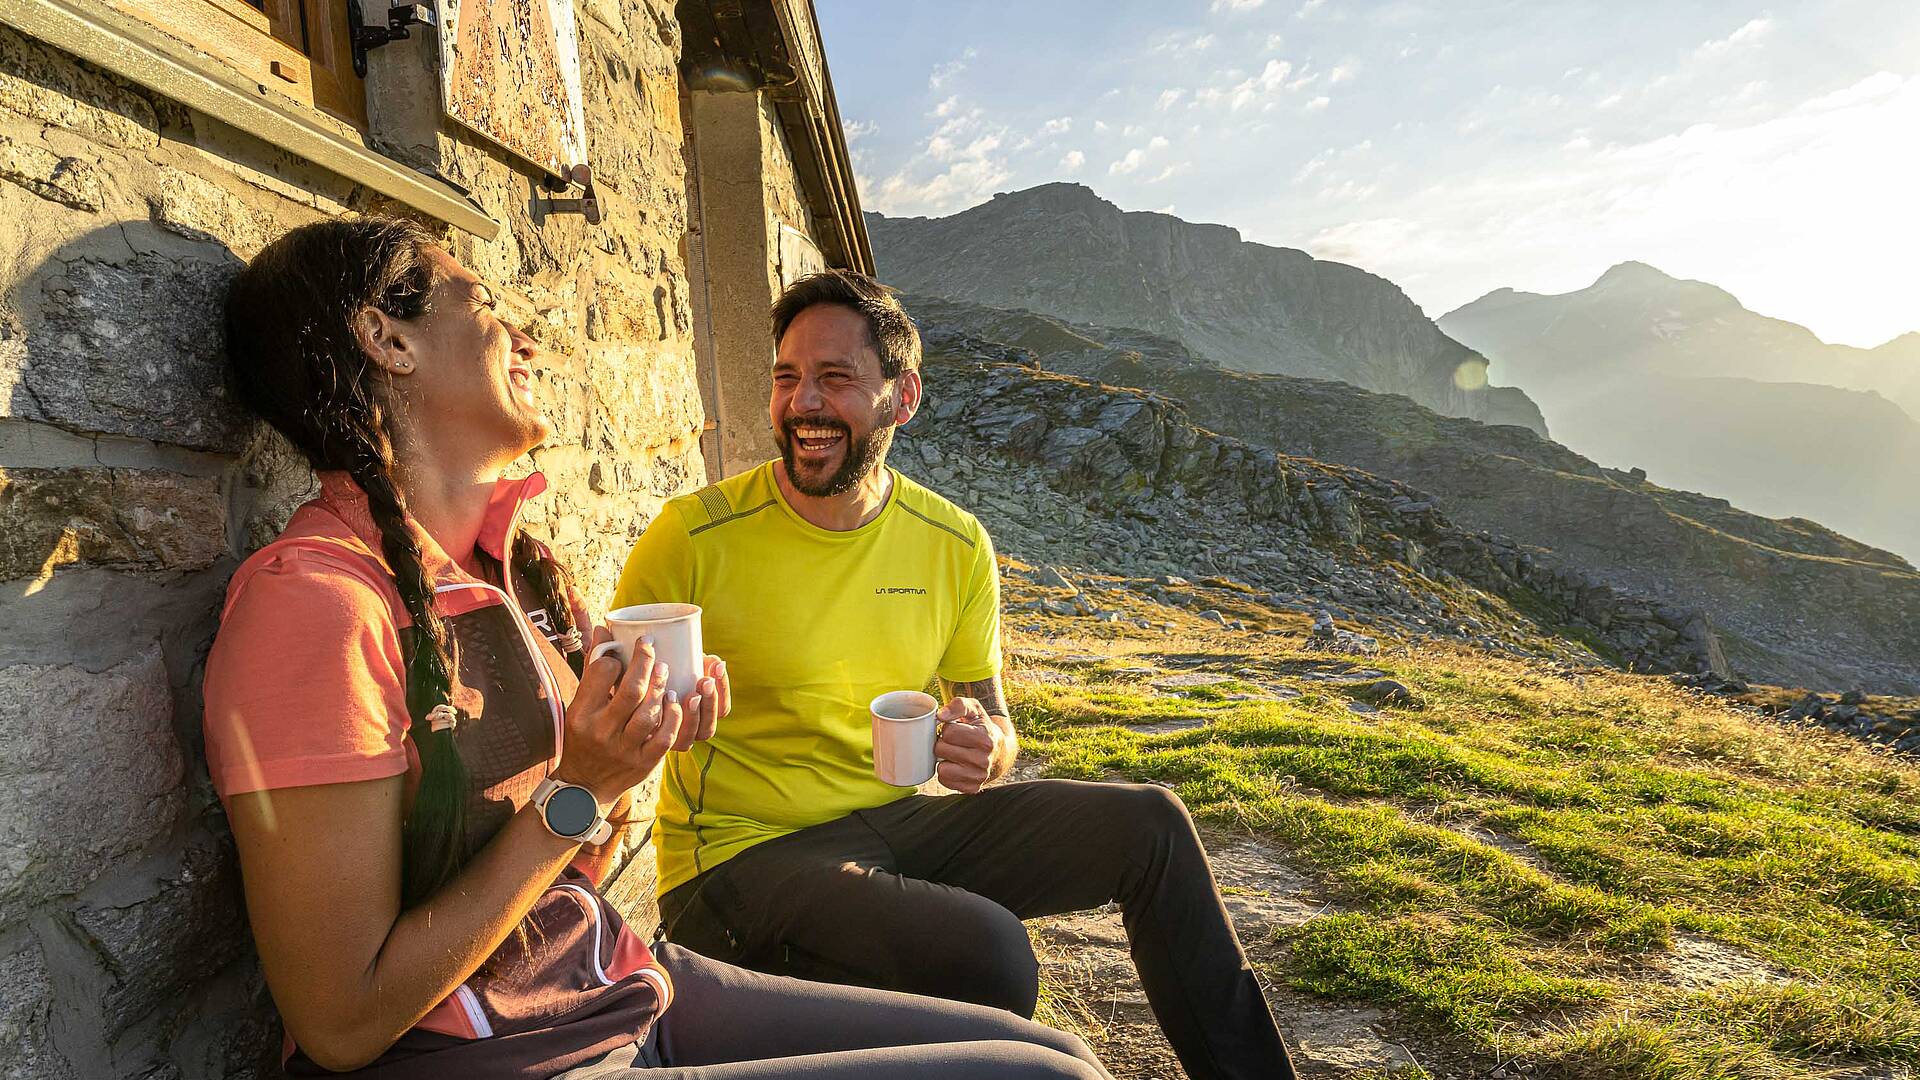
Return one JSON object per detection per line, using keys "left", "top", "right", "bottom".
{"left": 1004, "top": 596, "right": 1920, "bottom": 1079}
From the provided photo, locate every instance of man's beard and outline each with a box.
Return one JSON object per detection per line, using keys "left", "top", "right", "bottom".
{"left": 777, "top": 411, "right": 896, "bottom": 498}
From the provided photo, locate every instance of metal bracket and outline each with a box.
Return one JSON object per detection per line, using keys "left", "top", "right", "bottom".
{"left": 543, "top": 164, "right": 602, "bottom": 225}
{"left": 349, "top": 3, "right": 436, "bottom": 79}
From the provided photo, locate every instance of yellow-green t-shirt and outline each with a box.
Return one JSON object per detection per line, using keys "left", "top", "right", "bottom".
{"left": 612, "top": 461, "right": 1001, "bottom": 896}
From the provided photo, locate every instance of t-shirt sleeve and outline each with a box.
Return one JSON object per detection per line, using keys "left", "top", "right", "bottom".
{"left": 611, "top": 505, "right": 696, "bottom": 611}
{"left": 202, "top": 551, "right": 411, "bottom": 799}
{"left": 937, "top": 522, "right": 1002, "bottom": 684}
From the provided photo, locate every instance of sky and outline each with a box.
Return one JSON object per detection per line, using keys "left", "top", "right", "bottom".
{"left": 817, "top": 1, "right": 1920, "bottom": 348}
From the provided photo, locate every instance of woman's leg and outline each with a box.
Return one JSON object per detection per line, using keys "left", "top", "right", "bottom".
{"left": 642, "top": 1041, "right": 1103, "bottom": 1080}
{"left": 648, "top": 943, "right": 1109, "bottom": 1077}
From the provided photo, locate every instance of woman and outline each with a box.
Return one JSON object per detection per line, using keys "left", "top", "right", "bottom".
{"left": 203, "top": 216, "right": 1109, "bottom": 1080}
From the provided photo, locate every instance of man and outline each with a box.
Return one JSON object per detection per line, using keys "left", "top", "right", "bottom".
{"left": 613, "top": 270, "right": 1295, "bottom": 1080}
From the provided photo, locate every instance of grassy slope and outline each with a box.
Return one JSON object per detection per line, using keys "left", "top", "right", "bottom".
{"left": 1002, "top": 568, "right": 1920, "bottom": 1080}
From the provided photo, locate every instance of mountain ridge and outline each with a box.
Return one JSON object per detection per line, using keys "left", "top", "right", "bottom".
{"left": 1440, "top": 262, "right": 1920, "bottom": 562}
{"left": 866, "top": 183, "right": 1547, "bottom": 433}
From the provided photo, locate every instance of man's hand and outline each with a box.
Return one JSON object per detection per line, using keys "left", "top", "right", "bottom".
{"left": 933, "top": 682, "right": 1016, "bottom": 794}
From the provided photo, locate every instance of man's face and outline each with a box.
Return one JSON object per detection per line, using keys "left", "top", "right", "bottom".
{"left": 771, "top": 304, "right": 919, "bottom": 497}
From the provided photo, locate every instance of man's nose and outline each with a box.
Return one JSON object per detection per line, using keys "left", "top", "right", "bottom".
{"left": 791, "top": 375, "right": 825, "bottom": 412}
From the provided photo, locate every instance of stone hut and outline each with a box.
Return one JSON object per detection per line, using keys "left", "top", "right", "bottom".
{"left": 0, "top": 1, "right": 869, "bottom": 1074}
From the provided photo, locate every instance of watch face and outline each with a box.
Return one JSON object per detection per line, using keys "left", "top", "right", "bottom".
{"left": 545, "top": 785, "right": 599, "bottom": 839}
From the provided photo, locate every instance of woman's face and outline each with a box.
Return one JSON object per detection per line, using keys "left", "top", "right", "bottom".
{"left": 383, "top": 247, "right": 552, "bottom": 464}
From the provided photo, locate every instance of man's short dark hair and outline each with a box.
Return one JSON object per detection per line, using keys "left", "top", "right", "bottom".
{"left": 771, "top": 269, "right": 922, "bottom": 380}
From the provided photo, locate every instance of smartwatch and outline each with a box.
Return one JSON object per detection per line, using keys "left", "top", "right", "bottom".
{"left": 532, "top": 777, "right": 612, "bottom": 846}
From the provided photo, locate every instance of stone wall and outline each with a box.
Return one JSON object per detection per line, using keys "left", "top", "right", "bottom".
{"left": 0, "top": 2, "right": 820, "bottom": 1074}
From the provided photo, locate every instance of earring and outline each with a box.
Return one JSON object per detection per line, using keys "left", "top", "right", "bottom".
{"left": 393, "top": 360, "right": 414, "bottom": 373}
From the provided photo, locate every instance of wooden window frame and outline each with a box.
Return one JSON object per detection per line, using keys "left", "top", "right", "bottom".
{"left": 95, "top": 0, "right": 365, "bottom": 126}
{"left": 0, "top": 0, "right": 498, "bottom": 237}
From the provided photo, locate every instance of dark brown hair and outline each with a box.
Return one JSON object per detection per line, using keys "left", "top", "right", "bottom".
{"left": 771, "top": 269, "right": 922, "bottom": 379}
{"left": 224, "top": 216, "right": 583, "bottom": 906}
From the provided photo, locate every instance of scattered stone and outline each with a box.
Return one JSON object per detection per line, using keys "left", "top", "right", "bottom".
{"left": 1033, "top": 564, "right": 1077, "bottom": 592}
{"left": 1151, "top": 672, "right": 1237, "bottom": 691}
{"left": 1346, "top": 701, "right": 1379, "bottom": 714}
{"left": 1197, "top": 608, "right": 1226, "bottom": 624}
{"left": 1350, "top": 679, "right": 1423, "bottom": 709}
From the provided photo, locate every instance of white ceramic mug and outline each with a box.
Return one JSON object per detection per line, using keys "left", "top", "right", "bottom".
{"left": 871, "top": 690, "right": 941, "bottom": 787}
{"left": 592, "top": 603, "right": 703, "bottom": 701}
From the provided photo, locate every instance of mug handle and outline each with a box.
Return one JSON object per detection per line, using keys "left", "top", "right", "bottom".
{"left": 589, "top": 641, "right": 622, "bottom": 666}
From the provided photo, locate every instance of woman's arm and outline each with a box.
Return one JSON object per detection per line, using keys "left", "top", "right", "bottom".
{"left": 229, "top": 780, "right": 582, "bottom": 1071}
{"left": 227, "top": 634, "right": 690, "bottom": 1071}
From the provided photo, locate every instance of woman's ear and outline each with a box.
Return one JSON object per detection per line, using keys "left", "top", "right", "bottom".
{"left": 892, "top": 368, "right": 923, "bottom": 426}
{"left": 352, "top": 306, "right": 419, "bottom": 376}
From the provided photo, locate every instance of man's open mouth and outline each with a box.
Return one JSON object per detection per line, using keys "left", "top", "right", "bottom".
{"left": 792, "top": 424, "right": 846, "bottom": 454}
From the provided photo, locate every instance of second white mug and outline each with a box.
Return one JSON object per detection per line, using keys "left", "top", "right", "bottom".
{"left": 871, "top": 690, "right": 940, "bottom": 787}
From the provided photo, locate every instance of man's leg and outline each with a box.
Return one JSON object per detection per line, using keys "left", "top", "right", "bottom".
{"left": 657, "top": 812, "right": 1043, "bottom": 1014}
{"left": 858, "top": 779, "right": 1296, "bottom": 1080}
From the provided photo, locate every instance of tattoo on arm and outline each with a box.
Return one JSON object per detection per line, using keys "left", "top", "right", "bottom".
{"left": 942, "top": 675, "right": 1008, "bottom": 719}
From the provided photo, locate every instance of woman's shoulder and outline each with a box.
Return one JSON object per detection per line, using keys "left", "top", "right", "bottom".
{"left": 224, "top": 510, "right": 399, "bottom": 623}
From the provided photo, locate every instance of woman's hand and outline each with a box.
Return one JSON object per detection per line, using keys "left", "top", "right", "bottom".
{"left": 551, "top": 626, "right": 686, "bottom": 801}
{"left": 675, "top": 654, "right": 731, "bottom": 750}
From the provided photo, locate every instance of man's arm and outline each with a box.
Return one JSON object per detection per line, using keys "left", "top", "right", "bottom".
{"left": 935, "top": 673, "right": 1018, "bottom": 793}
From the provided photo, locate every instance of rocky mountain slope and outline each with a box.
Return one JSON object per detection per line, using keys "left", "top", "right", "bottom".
{"left": 1441, "top": 264, "right": 1920, "bottom": 561}
{"left": 893, "top": 329, "right": 1726, "bottom": 679}
{"left": 867, "top": 183, "right": 1546, "bottom": 432}
{"left": 901, "top": 295, "right": 1920, "bottom": 694}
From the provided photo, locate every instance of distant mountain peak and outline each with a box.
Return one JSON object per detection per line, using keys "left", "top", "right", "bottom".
{"left": 1594, "top": 261, "right": 1676, "bottom": 287}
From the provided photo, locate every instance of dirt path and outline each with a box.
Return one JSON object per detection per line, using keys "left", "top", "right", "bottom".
{"left": 1029, "top": 832, "right": 1435, "bottom": 1078}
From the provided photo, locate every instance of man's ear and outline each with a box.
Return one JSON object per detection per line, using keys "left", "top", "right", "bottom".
{"left": 352, "top": 306, "right": 419, "bottom": 376}
{"left": 892, "top": 368, "right": 923, "bottom": 426}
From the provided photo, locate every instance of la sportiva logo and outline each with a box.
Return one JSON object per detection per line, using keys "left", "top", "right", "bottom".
{"left": 874, "top": 586, "right": 928, "bottom": 595}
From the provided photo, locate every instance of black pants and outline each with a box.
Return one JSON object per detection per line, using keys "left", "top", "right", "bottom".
{"left": 658, "top": 780, "right": 1296, "bottom": 1080}
{"left": 558, "top": 944, "right": 1108, "bottom": 1079}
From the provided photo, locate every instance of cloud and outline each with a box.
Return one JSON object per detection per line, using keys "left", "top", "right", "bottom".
{"left": 928, "top": 50, "right": 976, "bottom": 90}
{"left": 1149, "top": 162, "right": 1192, "bottom": 183}
{"left": 1110, "top": 148, "right": 1147, "bottom": 174}
{"left": 1696, "top": 17, "right": 1774, "bottom": 58}
{"left": 1304, "top": 95, "right": 1331, "bottom": 112}
{"left": 1155, "top": 88, "right": 1187, "bottom": 111}
{"left": 1148, "top": 135, "right": 1170, "bottom": 150}
{"left": 1329, "top": 63, "right": 1356, "bottom": 85}
{"left": 1293, "top": 149, "right": 1332, "bottom": 182}
{"left": 1195, "top": 60, "right": 1298, "bottom": 111}
{"left": 1094, "top": 119, "right": 1111, "bottom": 132}
{"left": 1039, "top": 116, "right": 1073, "bottom": 136}
{"left": 1303, "top": 72, "right": 1920, "bottom": 344}
{"left": 1059, "top": 149, "right": 1086, "bottom": 172}
{"left": 1296, "top": 0, "right": 1325, "bottom": 16}
{"left": 1265, "top": 33, "right": 1285, "bottom": 50}
{"left": 1152, "top": 32, "right": 1217, "bottom": 56}
{"left": 843, "top": 119, "right": 877, "bottom": 143}
{"left": 1210, "top": 0, "right": 1267, "bottom": 10}
{"left": 861, "top": 95, "right": 1012, "bottom": 216}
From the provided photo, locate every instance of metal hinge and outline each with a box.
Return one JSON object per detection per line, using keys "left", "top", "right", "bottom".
{"left": 348, "top": 3, "right": 436, "bottom": 79}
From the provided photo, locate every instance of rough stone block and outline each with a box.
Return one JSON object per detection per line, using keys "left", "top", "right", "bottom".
{"left": 0, "top": 27, "right": 159, "bottom": 150}
{"left": 147, "top": 173, "right": 278, "bottom": 260}
{"left": 0, "top": 936, "right": 77, "bottom": 1080}
{"left": 0, "top": 649, "right": 185, "bottom": 929}
{"left": 72, "top": 827, "right": 247, "bottom": 1036}
{"left": 0, "top": 467, "right": 227, "bottom": 581}
{"left": 5, "top": 252, "right": 249, "bottom": 451}
{"left": 0, "top": 132, "right": 102, "bottom": 211}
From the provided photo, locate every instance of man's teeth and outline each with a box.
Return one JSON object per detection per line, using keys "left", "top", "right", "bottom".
{"left": 796, "top": 428, "right": 842, "bottom": 441}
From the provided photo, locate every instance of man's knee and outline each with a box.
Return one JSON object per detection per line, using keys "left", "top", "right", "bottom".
{"left": 926, "top": 896, "right": 1040, "bottom": 1016}
{"left": 973, "top": 1040, "right": 1106, "bottom": 1080}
